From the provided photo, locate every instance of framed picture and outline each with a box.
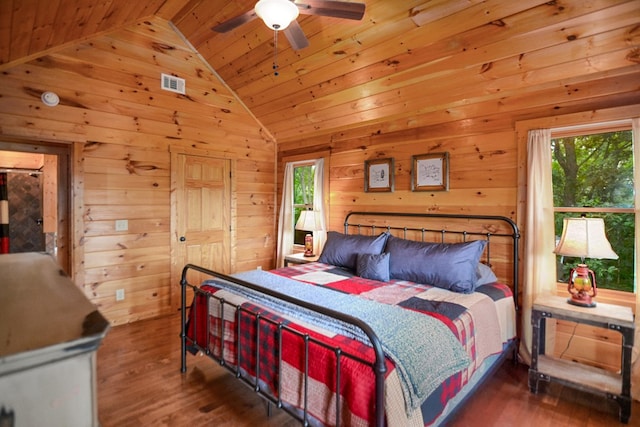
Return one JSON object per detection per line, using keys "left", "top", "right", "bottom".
{"left": 411, "top": 152, "right": 449, "bottom": 192}
{"left": 364, "top": 158, "right": 394, "bottom": 192}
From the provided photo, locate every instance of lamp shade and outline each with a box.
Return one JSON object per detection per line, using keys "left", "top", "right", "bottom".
{"left": 255, "top": 0, "right": 299, "bottom": 30}
{"left": 554, "top": 217, "right": 618, "bottom": 260}
{"left": 295, "top": 210, "right": 322, "bottom": 232}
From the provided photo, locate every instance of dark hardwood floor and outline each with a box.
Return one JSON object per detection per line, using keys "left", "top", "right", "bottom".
{"left": 97, "top": 313, "right": 639, "bottom": 426}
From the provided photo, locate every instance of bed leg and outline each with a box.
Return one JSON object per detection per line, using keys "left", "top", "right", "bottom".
{"left": 180, "top": 268, "right": 188, "bottom": 373}
{"left": 528, "top": 369, "right": 541, "bottom": 394}
{"left": 266, "top": 401, "right": 272, "bottom": 418}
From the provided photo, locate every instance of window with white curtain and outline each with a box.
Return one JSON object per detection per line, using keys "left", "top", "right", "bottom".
{"left": 551, "top": 123, "right": 635, "bottom": 292}
{"left": 277, "top": 158, "right": 326, "bottom": 267}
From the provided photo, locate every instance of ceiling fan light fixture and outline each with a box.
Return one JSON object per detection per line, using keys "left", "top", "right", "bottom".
{"left": 255, "top": 0, "right": 299, "bottom": 31}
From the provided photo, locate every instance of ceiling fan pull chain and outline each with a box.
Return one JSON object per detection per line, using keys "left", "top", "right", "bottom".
{"left": 272, "top": 29, "right": 279, "bottom": 76}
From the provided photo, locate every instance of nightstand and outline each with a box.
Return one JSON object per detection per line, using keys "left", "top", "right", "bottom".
{"left": 529, "top": 294, "right": 634, "bottom": 424}
{"left": 284, "top": 253, "right": 320, "bottom": 266}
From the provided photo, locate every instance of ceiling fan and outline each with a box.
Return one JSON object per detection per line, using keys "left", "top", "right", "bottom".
{"left": 212, "top": 0, "right": 366, "bottom": 51}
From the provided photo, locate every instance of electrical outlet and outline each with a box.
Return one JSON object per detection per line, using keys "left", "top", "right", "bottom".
{"left": 257, "top": 265, "right": 262, "bottom": 270}
{"left": 115, "top": 219, "right": 128, "bottom": 231}
{"left": 116, "top": 289, "right": 125, "bottom": 301}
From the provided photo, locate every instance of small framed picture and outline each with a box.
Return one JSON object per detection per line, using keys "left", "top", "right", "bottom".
{"left": 411, "top": 152, "right": 449, "bottom": 192}
{"left": 364, "top": 158, "right": 394, "bottom": 192}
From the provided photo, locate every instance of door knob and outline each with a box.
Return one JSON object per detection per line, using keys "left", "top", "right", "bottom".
{"left": 179, "top": 236, "right": 186, "bottom": 242}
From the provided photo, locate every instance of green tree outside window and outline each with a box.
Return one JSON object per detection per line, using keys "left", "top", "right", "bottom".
{"left": 552, "top": 130, "right": 634, "bottom": 292}
{"left": 293, "top": 165, "right": 315, "bottom": 245}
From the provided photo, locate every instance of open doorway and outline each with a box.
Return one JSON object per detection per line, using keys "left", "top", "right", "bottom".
{"left": 0, "top": 139, "right": 71, "bottom": 274}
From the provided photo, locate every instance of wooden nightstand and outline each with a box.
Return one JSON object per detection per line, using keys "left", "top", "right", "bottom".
{"left": 284, "top": 253, "right": 320, "bottom": 266}
{"left": 529, "top": 294, "right": 634, "bottom": 424}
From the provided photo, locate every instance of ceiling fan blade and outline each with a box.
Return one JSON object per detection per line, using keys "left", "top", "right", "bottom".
{"left": 212, "top": 9, "right": 258, "bottom": 33}
{"left": 296, "top": 0, "right": 366, "bottom": 20}
{"left": 283, "top": 20, "right": 310, "bottom": 50}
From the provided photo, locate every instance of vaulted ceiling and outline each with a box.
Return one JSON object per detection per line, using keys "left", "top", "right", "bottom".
{"left": 2, "top": 0, "right": 639, "bottom": 147}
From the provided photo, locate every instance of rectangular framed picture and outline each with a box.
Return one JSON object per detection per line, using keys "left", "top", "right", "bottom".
{"left": 364, "top": 158, "right": 394, "bottom": 192}
{"left": 411, "top": 152, "right": 449, "bottom": 192}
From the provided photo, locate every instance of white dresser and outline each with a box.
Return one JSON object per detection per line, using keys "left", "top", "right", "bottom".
{"left": 0, "top": 252, "right": 109, "bottom": 427}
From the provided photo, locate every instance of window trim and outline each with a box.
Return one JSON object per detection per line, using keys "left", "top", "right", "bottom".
{"left": 550, "top": 119, "right": 632, "bottom": 138}
{"left": 292, "top": 162, "right": 316, "bottom": 248}
{"left": 551, "top": 123, "right": 635, "bottom": 293}
{"left": 555, "top": 207, "right": 633, "bottom": 214}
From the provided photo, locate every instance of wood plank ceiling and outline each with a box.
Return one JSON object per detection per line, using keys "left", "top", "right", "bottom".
{"left": 1, "top": 0, "right": 639, "bottom": 149}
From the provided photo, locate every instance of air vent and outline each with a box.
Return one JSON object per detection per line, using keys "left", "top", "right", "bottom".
{"left": 161, "top": 73, "right": 186, "bottom": 95}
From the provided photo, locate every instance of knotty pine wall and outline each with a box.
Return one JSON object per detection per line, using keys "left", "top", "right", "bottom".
{"left": 278, "top": 103, "right": 640, "bottom": 374}
{"left": 328, "top": 130, "right": 516, "bottom": 225}
{"left": 279, "top": 121, "right": 518, "bottom": 282}
{"left": 0, "top": 18, "right": 276, "bottom": 325}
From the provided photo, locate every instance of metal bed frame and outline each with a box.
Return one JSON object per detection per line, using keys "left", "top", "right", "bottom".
{"left": 180, "top": 211, "right": 520, "bottom": 426}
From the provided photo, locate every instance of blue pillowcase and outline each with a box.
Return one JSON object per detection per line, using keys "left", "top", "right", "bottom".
{"left": 356, "top": 252, "right": 390, "bottom": 282}
{"left": 476, "top": 262, "right": 498, "bottom": 286}
{"left": 318, "top": 231, "right": 389, "bottom": 270}
{"left": 385, "top": 235, "right": 487, "bottom": 293}
{"left": 316, "top": 231, "right": 492, "bottom": 292}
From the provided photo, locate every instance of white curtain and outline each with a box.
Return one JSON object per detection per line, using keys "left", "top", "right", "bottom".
{"left": 276, "top": 162, "right": 295, "bottom": 268}
{"left": 312, "top": 158, "right": 327, "bottom": 256}
{"left": 276, "top": 159, "right": 327, "bottom": 268}
{"left": 520, "top": 128, "right": 557, "bottom": 364}
{"left": 631, "top": 117, "right": 640, "bottom": 400}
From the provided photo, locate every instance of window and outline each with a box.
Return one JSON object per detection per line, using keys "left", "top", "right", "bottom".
{"left": 551, "top": 127, "right": 634, "bottom": 292}
{"left": 293, "top": 163, "right": 315, "bottom": 245}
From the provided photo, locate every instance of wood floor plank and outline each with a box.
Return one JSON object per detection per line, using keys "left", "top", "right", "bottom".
{"left": 97, "top": 314, "right": 639, "bottom": 426}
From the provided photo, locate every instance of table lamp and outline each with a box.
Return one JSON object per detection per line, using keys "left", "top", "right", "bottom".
{"left": 554, "top": 217, "right": 618, "bottom": 307}
{"left": 295, "top": 210, "right": 322, "bottom": 257}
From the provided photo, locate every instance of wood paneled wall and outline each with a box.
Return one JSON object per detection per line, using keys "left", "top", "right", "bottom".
{"left": 278, "top": 103, "right": 639, "bottom": 374}
{"left": 0, "top": 18, "right": 276, "bottom": 325}
{"left": 278, "top": 121, "right": 519, "bottom": 288}
{"left": 327, "top": 130, "right": 516, "bottom": 224}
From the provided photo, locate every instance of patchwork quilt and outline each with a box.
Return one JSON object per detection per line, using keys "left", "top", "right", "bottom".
{"left": 186, "top": 262, "right": 516, "bottom": 426}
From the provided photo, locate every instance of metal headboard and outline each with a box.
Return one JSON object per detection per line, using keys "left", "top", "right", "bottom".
{"left": 344, "top": 211, "right": 520, "bottom": 311}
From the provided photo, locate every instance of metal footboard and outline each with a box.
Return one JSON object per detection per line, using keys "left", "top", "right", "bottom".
{"left": 180, "top": 264, "right": 388, "bottom": 427}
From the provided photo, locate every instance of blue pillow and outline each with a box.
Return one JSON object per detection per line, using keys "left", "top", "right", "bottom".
{"left": 318, "top": 231, "right": 389, "bottom": 270}
{"left": 476, "top": 262, "right": 498, "bottom": 286}
{"left": 357, "top": 252, "right": 390, "bottom": 282}
{"left": 386, "top": 235, "right": 487, "bottom": 293}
